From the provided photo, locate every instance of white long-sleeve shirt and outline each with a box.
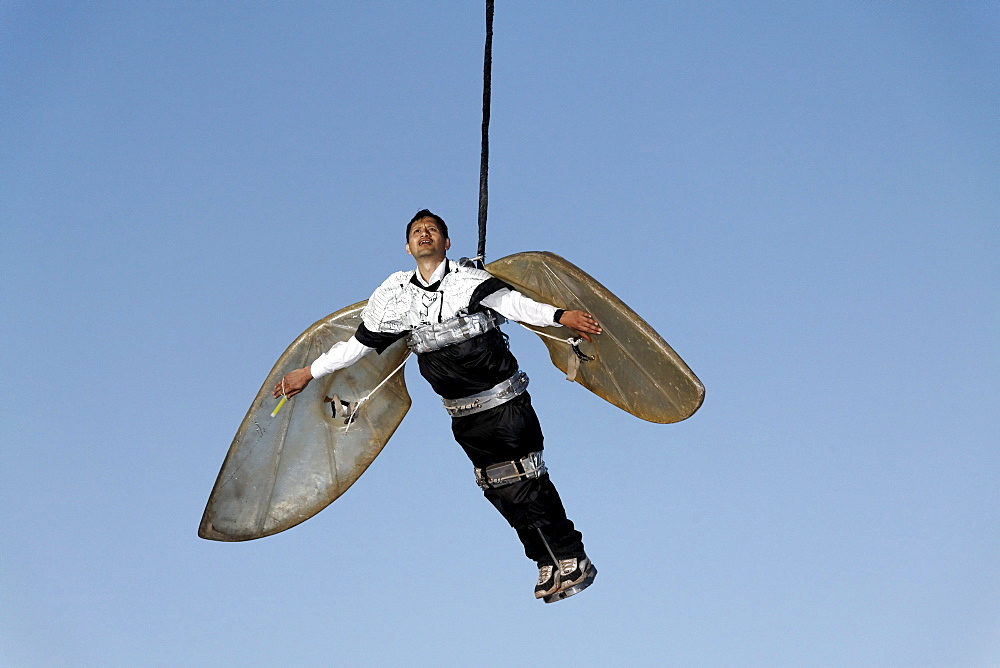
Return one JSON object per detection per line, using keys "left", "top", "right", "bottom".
{"left": 310, "top": 258, "right": 563, "bottom": 379}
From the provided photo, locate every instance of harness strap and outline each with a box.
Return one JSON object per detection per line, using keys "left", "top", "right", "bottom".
{"left": 407, "top": 310, "right": 504, "bottom": 354}
{"left": 441, "top": 370, "right": 528, "bottom": 417}
{"left": 475, "top": 451, "right": 547, "bottom": 490}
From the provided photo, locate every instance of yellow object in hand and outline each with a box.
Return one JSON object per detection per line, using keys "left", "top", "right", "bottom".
{"left": 270, "top": 396, "right": 287, "bottom": 418}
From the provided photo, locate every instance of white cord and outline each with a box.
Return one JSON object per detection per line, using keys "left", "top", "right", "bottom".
{"left": 343, "top": 351, "right": 412, "bottom": 431}
{"left": 513, "top": 320, "right": 581, "bottom": 347}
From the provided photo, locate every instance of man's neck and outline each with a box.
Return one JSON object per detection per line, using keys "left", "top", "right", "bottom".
{"left": 415, "top": 256, "right": 447, "bottom": 284}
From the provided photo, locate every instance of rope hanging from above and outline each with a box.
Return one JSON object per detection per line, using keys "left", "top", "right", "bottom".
{"left": 477, "top": 0, "right": 494, "bottom": 267}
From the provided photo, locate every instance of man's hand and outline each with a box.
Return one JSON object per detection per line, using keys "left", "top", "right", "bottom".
{"left": 272, "top": 366, "right": 313, "bottom": 399}
{"left": 557, "top": 310, "right": 602, "bottom": 342}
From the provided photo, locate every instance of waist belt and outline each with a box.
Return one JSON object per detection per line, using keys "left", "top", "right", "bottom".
{"left": 475, "top": 451, "right": 547, "bottom": 490}
{"left": 441, "top": 370, "right": 529, "bottom": 418}
{"left": 407, "top": 311, "right": 504, "bottom": 354}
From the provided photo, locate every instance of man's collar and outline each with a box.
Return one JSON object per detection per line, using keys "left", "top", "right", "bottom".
{"left": 414, "top": 258, "right": 450, "bottom": 288}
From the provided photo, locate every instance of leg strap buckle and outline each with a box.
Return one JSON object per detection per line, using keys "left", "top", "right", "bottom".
{"left": 474, "top": 451, "right": 547, "bottom": 490}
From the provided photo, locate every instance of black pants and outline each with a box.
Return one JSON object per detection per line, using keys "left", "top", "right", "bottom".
{"left": 451, "top": 393, "right": 586, "bottom": 565}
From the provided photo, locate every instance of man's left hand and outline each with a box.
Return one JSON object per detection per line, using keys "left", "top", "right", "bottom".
{"left": 557, "top": 310, "right": 602, "bottom": 342}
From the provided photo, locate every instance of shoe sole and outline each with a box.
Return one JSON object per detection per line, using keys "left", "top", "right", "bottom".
{"left": 535, "top": 582, "right": 559, "bottom": 599}
{"left": 543, "top": 565, "right": 597, "bottom": 604}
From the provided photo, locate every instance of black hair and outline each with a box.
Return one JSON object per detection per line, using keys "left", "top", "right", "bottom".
{"left": 406, "top": 209, "right": 449, "bottom": 240}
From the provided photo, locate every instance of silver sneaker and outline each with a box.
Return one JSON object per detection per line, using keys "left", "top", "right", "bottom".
{"left": 543, "top": 556, "right": 597, "bottom": 604}
{"left": 534, "top": 564, "right": 558, "bottom": 599}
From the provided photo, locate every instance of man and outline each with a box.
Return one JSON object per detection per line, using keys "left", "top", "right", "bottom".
{"left": 274, "top": 209, "right": 602, "bottom": 602}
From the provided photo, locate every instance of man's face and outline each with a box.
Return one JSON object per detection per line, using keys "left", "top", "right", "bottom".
{"left": 405, "top": 217, "right": 450, "bottom": 261}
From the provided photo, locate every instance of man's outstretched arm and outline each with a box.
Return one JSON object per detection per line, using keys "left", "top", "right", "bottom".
{"left": 272, "top": 336, "right": 373, "bottom": 399}
{"left": 481, "top": 289, "right": 602, "bottom": 341}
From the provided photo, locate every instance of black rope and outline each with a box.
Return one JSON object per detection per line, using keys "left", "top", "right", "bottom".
{"left": 477, "top": 0, "right": 494, "bottom": 267}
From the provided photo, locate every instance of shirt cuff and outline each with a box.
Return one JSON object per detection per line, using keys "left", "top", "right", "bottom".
{"left": 309, "top": 358, "right": 329, "bottom": 379}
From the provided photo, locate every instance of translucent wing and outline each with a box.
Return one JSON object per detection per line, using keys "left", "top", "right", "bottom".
{"left": 487, "top": 251, "right": 704, "bottom": 424}
{"left": 199, "top": 301, "right": 411, "bottom": 541}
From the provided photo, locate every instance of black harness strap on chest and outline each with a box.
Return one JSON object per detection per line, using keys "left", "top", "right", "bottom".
{"left": 469, "top": 276, "right": 513, "bottom": 312}
{"left": 355, "top": 322, "right": 407, "bottom": 355}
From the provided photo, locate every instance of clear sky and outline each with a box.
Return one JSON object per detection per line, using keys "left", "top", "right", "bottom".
{"left": 2, "top": 2, "right": 998, "bottom": 666}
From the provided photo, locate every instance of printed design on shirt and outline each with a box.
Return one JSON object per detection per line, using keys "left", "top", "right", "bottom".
{"left": 361, "top": 264, "right": 496, "bottom": 334}
{"left": 418, "top": 291, "right": 441, "bottom": 325}
{"left": 361, "top": 271, "right": 414, "bottom": 334}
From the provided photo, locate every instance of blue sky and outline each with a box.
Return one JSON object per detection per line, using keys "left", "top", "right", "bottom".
{"left": 2, "top": 2, "right": 998, "bottom": 665}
